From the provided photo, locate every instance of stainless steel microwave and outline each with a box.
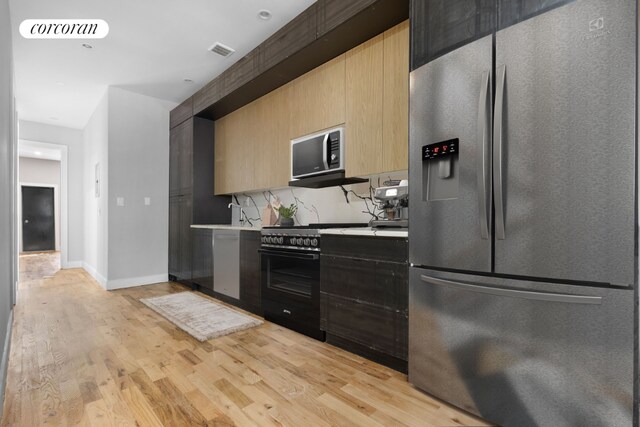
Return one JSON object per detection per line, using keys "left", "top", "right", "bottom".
{"left": 291, "top": 126, "right": 344, "bottom": 180}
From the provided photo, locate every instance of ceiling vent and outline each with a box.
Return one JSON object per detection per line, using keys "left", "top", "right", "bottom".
{"left": 208, "top": 42, "right": 235, "bottom": 58}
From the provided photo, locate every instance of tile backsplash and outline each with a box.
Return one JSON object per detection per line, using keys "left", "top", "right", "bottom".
{"left": 230, "top": 171, "right": 408, "bottom": 227}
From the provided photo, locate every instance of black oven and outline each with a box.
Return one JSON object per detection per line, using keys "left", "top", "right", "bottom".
{"left": 260, "top": 247, "right": 325, "bottom": 341}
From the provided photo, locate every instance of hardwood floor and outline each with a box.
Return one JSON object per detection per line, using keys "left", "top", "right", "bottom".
{"left": 1, "top": 254, "right": 489, "bottom": 426}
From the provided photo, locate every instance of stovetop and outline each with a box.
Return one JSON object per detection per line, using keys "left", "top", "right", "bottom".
{"left": 261, "top": 223, "right": 368, "bottom": 251}
{"left": 262, "top": 222, "right": 368, "bottom": 230}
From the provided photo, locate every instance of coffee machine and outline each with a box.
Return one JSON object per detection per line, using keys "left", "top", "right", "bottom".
{"left": 371, "top": 180, "right": 408, "bottom": 228}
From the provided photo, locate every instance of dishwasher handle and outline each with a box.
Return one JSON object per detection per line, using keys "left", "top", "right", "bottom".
{"left": 420, "top": 275, "right": 602, "bottom": 305}
{"left": 214, "top": 234, "right": 240, "bottom": 241}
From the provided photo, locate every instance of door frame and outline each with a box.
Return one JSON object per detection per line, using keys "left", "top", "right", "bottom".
{"left": 19, "top": 183, "right": 59, "bottom": 252}
{"left": 17, "top": 140, "right": 70, "bottom": 268}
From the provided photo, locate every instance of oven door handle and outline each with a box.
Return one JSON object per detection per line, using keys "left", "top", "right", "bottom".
{"left": 258, "top": 249, "right": 320, "bottom": 260}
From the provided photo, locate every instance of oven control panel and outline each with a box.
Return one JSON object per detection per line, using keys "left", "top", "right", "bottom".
{"left": 261, "top": 233, "right": 320, "bottom": 252}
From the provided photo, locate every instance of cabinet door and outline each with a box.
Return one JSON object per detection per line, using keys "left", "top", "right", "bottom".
{"left": 170, "top": 118, "right": 193, "bottom": 196}
{"left": 168, "top": 197, "right": 181, "bottom": 276}
{"left": 253, "top": 88, "right": 291, "bottom": 190}
{"left": 345, "top": 34, "right": 384, "bottom": 177}
{"left": 289, "top": 54, "right": 346, "bottom": 140}
{"left": 410, "top": 0, "right": 495, "bottom": 70}
{"left": 177, "top": 119, "right": 193, "bottom": 195}
{"left": 169, "top": 125, "right": 184, "bottom": 197}
{"left": 178, "top": 196, "right": 193, "bottom": 283}
{"left": 240, "top": 231, "right": 261, "bottom": 315}
{"left": 321, "top": 255, "right": 408, "bottom": 360}
{"left": 317, "top": 0, "right": 377, "bottom": 36}
{"left": 191, "top": 228, "right": 213, "bottom": 290}
{"left": 382, "top": 20, "right": 409, "bottom": 173}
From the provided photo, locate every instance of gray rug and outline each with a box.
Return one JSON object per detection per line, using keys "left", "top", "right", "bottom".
{"left": 140, "top": 292, "right": 263, "bottom": 341}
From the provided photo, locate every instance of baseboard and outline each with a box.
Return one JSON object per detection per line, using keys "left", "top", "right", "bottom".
{"left": 107, "top": 274, "right": 168, "bottom": 291}
{"left": 82, "top": 262, "right": 107, "bottom": 289}
{"left": 62, "top": 260, "right": 83, "bottom": 269}
{"left": 0, "top": 310, "right": 14, "bottom": 422}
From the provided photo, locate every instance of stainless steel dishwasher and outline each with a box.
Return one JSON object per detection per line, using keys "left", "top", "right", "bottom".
{"left": 212, "top": 229, "right": 240, "bottom": 299}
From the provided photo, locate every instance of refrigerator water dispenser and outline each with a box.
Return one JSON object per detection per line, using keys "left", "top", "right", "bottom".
{"left": 422, "top": 138, "right": 459, "bottom": 201}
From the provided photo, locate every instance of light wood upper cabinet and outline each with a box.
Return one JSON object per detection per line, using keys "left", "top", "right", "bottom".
{"left": 345, "top": 34, "right": 384, "bottom": 178}
{"left": 345, "top": 20, "right": 409, "bottom": 177}
{"left": 254, "top": 85, "right": 291, "bottom": 190}
{"left": 383, "top": 20, "right": 409, "bottom": 172}
{"left": 215, "top": 103, "right": 255, "bottom": 194}
{"left": 289, "top": 54, "right": 346, "bottom": 140}
{"left": 214, "top": 20, "right": 409, "bottom": 194}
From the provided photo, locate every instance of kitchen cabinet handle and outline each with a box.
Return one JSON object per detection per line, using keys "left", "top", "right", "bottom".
{"left": 420, "top": 275, "right": 602, "bottom": 305}
{"left": 477, "top": 70, "right": 491, "bottom": 240}
{"left": 493, "top": 64, "right": 506, "bottom": 240}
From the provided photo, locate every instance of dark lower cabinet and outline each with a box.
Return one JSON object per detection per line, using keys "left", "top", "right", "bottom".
{"left": 320, "top": 235, "right": 408, "bottom": 372}
{"left": 191, "top": 228, "right": 213, "bottom": 291}
{"left": 240, "top": 231, "right": 262, "bottom": 316}
{"left": 169, "top": 195, "right": 193, "bottom": 284}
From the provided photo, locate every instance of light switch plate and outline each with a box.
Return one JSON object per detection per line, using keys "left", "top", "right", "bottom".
{"left": 117, "top": 197, "right": 125, "bottom": 206}
{"left": 144, "top": 197, "right": 151, "bottom": 206}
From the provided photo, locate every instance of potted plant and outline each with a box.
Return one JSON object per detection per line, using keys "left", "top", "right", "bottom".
{"left": 278, "top": 203, "right": 297, "bottom": 227}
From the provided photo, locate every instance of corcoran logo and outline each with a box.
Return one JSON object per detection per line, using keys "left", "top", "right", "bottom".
{"left": 19, "top": 19, "right": 109, "bottom": 39}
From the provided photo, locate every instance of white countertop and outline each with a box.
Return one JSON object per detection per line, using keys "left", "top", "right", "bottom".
{"left": 190, "top": 224, "right": 262, "bottom": 231}
{"left": 318, "top": 227, "right": 407, "bottom": 238}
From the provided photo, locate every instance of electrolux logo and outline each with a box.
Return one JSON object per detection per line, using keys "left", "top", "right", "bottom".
{"left": 19, "top": 19, "right": 109, "bottom": 39}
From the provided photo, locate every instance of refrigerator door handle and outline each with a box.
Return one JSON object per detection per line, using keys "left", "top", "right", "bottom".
{"left": 477, "top": 70, "right": 491, "bottom": 239}
{"left": 494, "top": 65, "right": 507, "bottom": 240}
{"left": 420, "top": 274, "right": 602, "bottom": 305}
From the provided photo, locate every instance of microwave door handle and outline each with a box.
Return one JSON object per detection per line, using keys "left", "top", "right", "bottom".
{"left": 322, "top": 134, "right": 329, "bottom": 170}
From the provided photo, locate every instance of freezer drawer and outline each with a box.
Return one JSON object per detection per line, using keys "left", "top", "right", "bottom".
{"left": 409, "top": 267, "right": 634, "bottom": 427}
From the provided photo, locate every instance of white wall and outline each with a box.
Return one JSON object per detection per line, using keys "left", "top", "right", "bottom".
{"left": 232, "top": 171, "right": 408, "bottom": 226}
{"left": 18, "top": 120, "right": 84, "bottom": 264}
{"left": 0, "top": 0, "right": 16, "bottom": 419}
{"left": 106, "top": 87, "right": 174, "bottom": 289}
{"left": 82, "top": 92, "right": 109, "bottom": 287}
{"left": 18, "top": 157, "right": 61, "bottom": 251}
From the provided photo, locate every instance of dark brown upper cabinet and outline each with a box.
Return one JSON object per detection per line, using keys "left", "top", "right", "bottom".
{"left": 497, "top": 0, "right": 574, "bottom": 30}
{"left": 222, "top": 50, "right": 259, "bottom": 97}
{"left": 169, "top": 118, "right": 193, "bottom": 197}
{"left": 169, "top": 97, "right": 193, "bottom": 129}
{"left": 410, "top": 0, "right": 575, "bottom": 70}
{"left": 260, "top": 4, "right": 318, "bottom": 74}
{"left": 193, "top": 79, "right": 221, "bottom": 116}
{"left": 317, "top": 0, "right": 377, "bottom": 36}
{"left": 410, "top": 0, "right": 495, "bottom": 71}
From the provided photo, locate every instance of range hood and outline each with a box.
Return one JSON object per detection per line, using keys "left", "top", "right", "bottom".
{"left": 288, "top": 171, "right": 368, "bottom": 189}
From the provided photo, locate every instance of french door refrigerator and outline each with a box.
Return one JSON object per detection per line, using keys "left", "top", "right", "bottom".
{"left": 408, "top": 1, "right": 637, "bottom": 426}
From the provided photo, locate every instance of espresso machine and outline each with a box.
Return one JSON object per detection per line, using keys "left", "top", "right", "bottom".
{"left": 371, "top": 180, "right": 408, "bottom": 228}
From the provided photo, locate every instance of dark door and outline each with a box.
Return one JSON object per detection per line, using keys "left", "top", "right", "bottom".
{"left": 22, "top": 186, "right": 55, "bottom": 252}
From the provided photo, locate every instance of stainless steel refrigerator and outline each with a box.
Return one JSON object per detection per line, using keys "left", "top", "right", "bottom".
{"left": 408, "top": 1, "right": 637, "bottom": 426}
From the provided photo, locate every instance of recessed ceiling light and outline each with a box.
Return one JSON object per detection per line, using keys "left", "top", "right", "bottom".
{"left": 56, "top": 81, "right": 64, "bottom": 86}
{"left": 258, "top": 9, "right": 272, "bottom": 20}
{"left": 34, "top": 151, "right": 42, "bottom": 155}
{"left": 82, "top": 43, "right": 93, "bottom": 49}
{"left": 183, "top": 78, "right": 194, "bottom": 84}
